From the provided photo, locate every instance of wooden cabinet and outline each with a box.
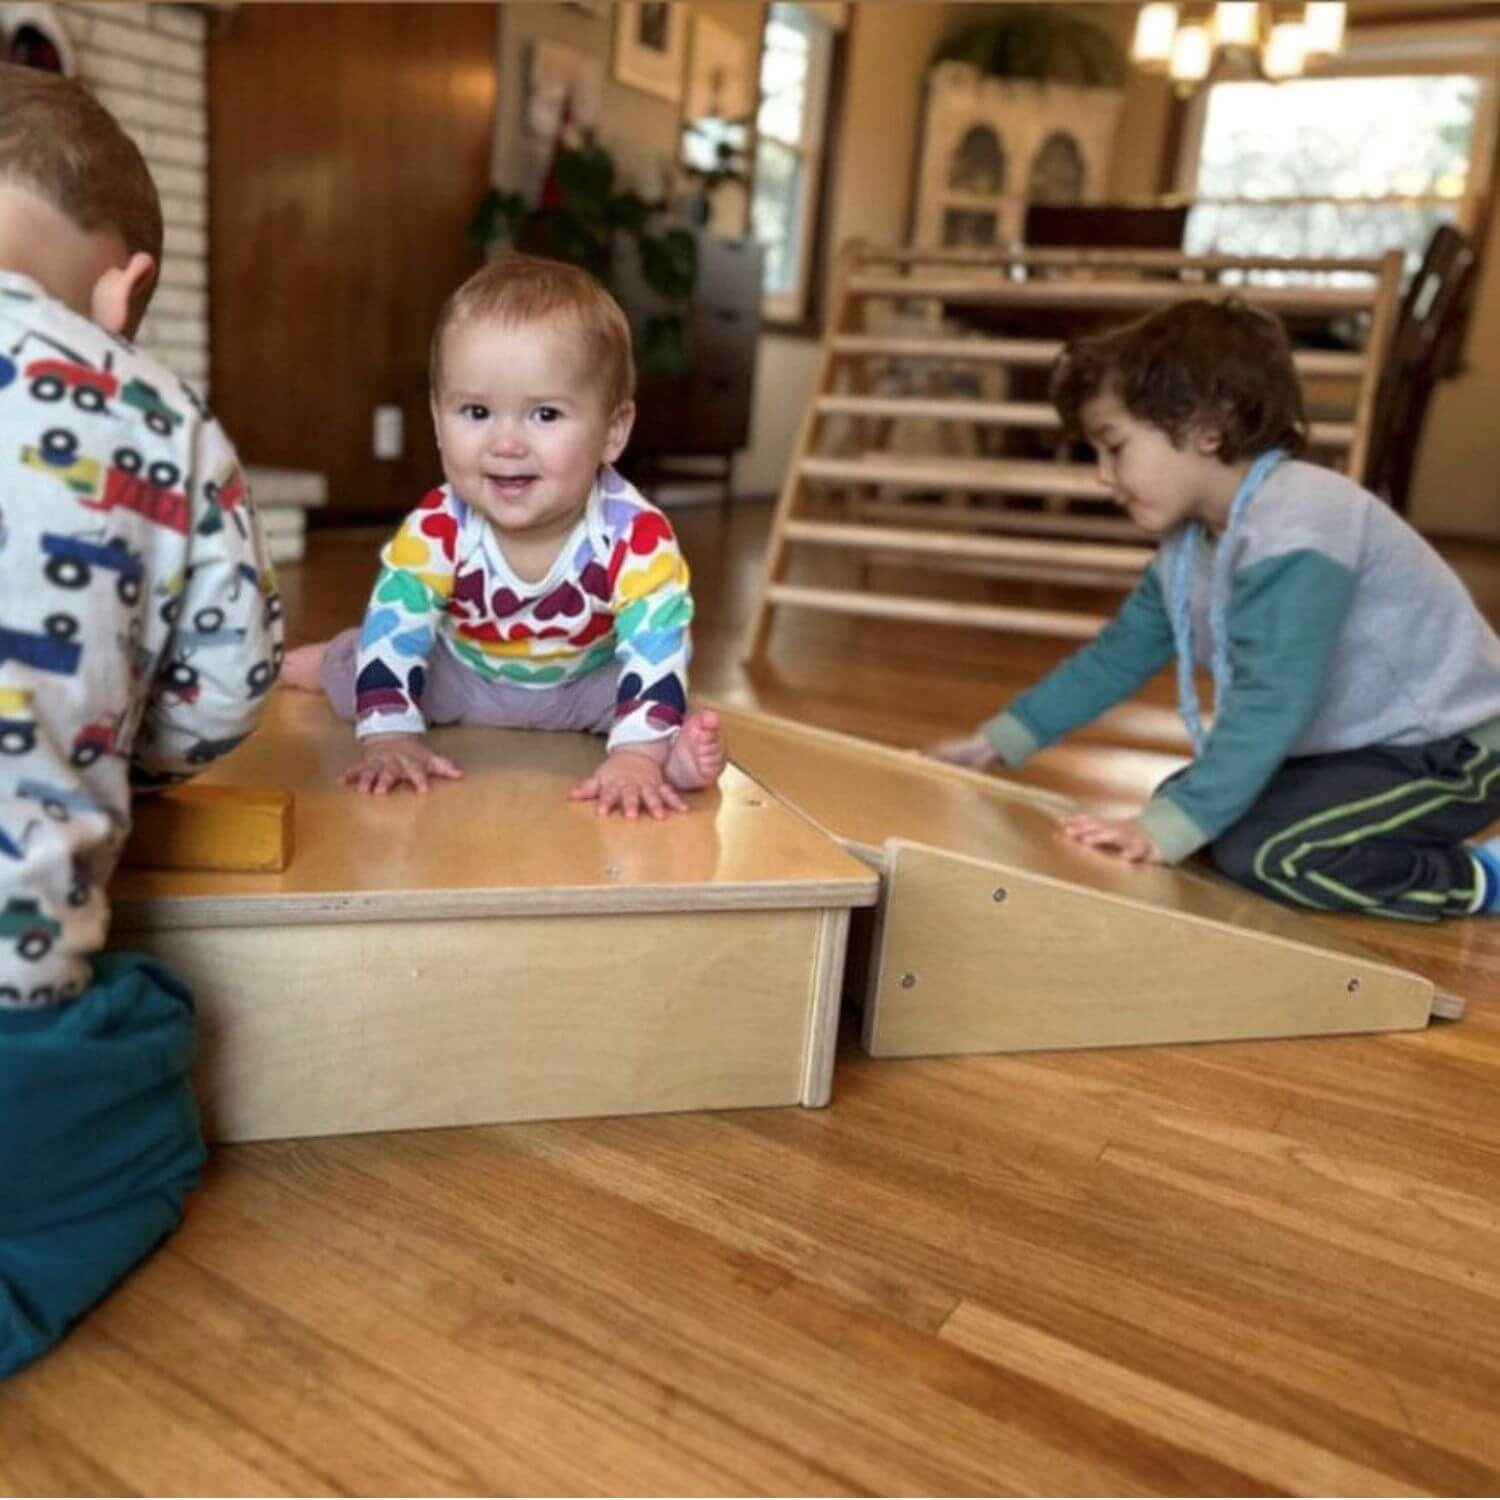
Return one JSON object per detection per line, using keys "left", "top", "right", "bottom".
{"left": 614, "top": 230, "right": 764, "bottom": 487}
{"left": 911, "top": 62, "right": 1124, "bottom": 250}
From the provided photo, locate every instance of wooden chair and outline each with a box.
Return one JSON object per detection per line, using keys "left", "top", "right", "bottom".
{"left": 1363, "top": 224, "right": 1479, "bottom": 516}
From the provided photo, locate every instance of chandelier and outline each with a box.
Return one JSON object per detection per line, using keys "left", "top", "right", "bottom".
{"left": 1130, "top": 3, "right": 1348, "bottom": 91}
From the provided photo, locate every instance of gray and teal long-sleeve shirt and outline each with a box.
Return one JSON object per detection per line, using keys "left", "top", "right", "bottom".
{"left": 983, "top": 460, "right": 1500, "bottom": 863}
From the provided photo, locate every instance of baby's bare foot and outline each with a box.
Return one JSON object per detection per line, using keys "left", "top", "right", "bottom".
{"left": 280, "top": 641, "right": 328, "bottom": 692}
{"left": 663, "top": 709, "right": 727, "bottom": 791}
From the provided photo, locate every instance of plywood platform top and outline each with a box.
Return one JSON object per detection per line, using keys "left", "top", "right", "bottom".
{"left": 712, "top": 702, "right": 1430, "bottom": 984}
{"left": 111, "top": 692, "right": 878, "bottom": 931}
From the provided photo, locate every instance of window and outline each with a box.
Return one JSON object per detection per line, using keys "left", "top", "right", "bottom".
{"left": 1182, "top": 72, "right": 1491, "bottom": 267}
{"left": 752, "top": 3, "right": 836, "bottom": 324}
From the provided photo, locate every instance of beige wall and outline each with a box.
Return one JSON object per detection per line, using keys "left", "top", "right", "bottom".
{"left": 1411, "top": 196, "right": 1500, "bottom": 537}
{"left": 819, "top": 0, "right": 956, "bottom": 284}
{"left": 493, "top": 4, "right": 678, "bottom": 200}
{"left": 492, "top": 2, "right": 762, "bottom": 224}
{"left": 738, "top": 0, "right": 961, "bottom": 495}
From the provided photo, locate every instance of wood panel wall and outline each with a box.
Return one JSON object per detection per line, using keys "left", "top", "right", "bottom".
{"left": 208, "top": 3, "right": 498, "bottom": 520}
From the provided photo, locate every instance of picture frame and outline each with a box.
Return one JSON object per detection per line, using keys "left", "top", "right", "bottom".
{"left": 612, "top": 2, "right": 687, "bottom": 105}
{"left": 525, "top": 38, "right": 604, "bottom": 142}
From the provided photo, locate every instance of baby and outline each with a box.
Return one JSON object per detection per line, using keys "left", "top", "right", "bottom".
{"left": 284, "top": 254, "right": 726, "bottom": 818}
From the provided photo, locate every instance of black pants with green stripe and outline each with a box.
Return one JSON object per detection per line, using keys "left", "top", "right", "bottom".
{"left": 1206, "top": 733, "right": 1500, "bottom": 921}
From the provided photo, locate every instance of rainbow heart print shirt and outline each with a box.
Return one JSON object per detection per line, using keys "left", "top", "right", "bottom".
{"left": 354, "top": 466, "right": 693, "bottom": 750}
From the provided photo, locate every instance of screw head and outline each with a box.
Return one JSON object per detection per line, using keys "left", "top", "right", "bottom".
{"left": 991, "top": 887, "right": 1007, "bottom": 903}
{"left": 1347, "top": 977, "right": 1361, "bottom": 993}
{"left": 899, "top": 972, "right": 917, "bottom": 989}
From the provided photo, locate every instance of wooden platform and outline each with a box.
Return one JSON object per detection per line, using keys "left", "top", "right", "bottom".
{"left": 109, "top": 691, "right": 878, "bottom": 1143}
{"left": 713, "top": 703, "right": 1444, "bottom": 1058}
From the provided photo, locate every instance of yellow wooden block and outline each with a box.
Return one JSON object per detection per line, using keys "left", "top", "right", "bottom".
{"left": 122, "top": 785, "right": 293, "bottom": 873}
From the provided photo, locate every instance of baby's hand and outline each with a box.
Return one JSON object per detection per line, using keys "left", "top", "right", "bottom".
{"left": 340, "top": 733, "right": 464, "bottom": 796}
{"left": 926, "top": 731, "right": 999, "bottom": 770}
{"left": 570, "top": 748, "right": 687, "bottom": 820}
{"left": 1060, "top": 813, "right": 1162, "bottom": 865}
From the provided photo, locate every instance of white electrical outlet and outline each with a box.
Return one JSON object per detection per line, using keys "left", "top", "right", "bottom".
{"left": 373, "top": 404, "right": 404, "bottom": 460}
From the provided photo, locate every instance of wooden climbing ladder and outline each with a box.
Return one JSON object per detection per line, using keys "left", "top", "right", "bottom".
{"left": 744, "top": 241, "right": 1405, "bottom": 659}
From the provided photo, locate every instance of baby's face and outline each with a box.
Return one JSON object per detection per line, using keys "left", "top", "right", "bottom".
{"left": 431, "top": 315, "right": 633, "bottom": 547}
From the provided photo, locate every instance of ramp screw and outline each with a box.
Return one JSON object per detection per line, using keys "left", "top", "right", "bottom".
{"left": 900, "top": 972, "right": 917, "bottom": 989}
{"left": 1347, "top": 977, "right": 1361, "bottom": 993}
{"left": 991, "top": 887, "right": 1007, "bottom": 903}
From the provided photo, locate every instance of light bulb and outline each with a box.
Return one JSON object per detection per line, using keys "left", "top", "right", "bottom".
{"left": 1213, "top": 3, "right": 1260, "bottom": 49}
{"left": 1262, "top": 20, "right": 1307, "bottom": 79}
{"left": 1168, "top": 20, "right": 1213, "bottom": 82}
{"left": 1131, "top": 3, "right": 1180, "bottom": 67}
{"left": 1303, "top": 2, "right": 1346, "bottom": 56}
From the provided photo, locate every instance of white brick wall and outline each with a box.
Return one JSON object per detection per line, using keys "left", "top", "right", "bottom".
{"left": 58, "top": 2, "right": 210, "bottom": 387}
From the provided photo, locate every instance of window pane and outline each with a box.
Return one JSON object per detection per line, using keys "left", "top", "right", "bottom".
{"left": 752, "top": 138, "right": 806, "bottom": 294}
{"left": 1187, "top": 74, "right": 1480, "bottom": 264}
{"left": 1194, "top": 75, "right": 1478, "bottom": 201}
{"left": 1187, "top": 198, "right": 1460, "bottom": 264}
{"left": 758, "top": 12, "right": 811, "bottom": 144}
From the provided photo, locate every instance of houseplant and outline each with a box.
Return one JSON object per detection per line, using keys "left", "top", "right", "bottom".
{"left": 467, "top": 139, "right": 699, "bottom": 377}
{"left": 931, "top": 6, "right": 1125, "bottom": 86}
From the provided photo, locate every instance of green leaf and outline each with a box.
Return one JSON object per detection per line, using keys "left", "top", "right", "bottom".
{"left": 556, "top": 143, "right": 615, "bottom": 211}
{"left": 607, "top": 191, "right": 650, "bottom": 235}
{"left": 932, "top": 7, "right": 1124, "bottom": 86}
{"left": 639, "top": 229, "right": 698, "bottom": 301}
{"left": 466, "top": 188, "right": 529, "bottom": 251}
{"left": 638, "top": 313, "right": 690, "bottom": 378}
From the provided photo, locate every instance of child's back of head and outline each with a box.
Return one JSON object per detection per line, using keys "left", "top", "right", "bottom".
{"left": 1053, "top": 297, "right": 1308, "bottom": 464}
{"left": 0, "top": 62, "right": 163, "bottom": 331}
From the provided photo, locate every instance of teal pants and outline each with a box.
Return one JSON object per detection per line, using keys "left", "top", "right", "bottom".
{"left": 0, "top": 953, "right": 205, "bottom": 1379}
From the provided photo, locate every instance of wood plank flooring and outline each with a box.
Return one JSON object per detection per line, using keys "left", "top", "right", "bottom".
{"left": 2, "top": 500, "right": 1497, "bottom": 1495}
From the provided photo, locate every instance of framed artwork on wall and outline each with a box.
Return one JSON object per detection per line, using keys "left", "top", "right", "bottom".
{"left": 526, "top": 38, "right": 604, "bottom": 142}
{"left": 612, "top": 2, "right": 686, "bottom": 104}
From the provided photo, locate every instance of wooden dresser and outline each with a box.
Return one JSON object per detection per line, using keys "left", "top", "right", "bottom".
{"left": 615, "top": 230, "right": 764, "bottom": 498}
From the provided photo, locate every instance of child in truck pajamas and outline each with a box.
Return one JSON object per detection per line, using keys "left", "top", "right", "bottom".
{"left": 0, "top": 63, "right": 281, "bottom": 1377}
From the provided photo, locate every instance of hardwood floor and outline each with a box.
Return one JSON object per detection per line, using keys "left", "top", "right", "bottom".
{"left": 3, "top": 501, "right": 1499, "bottom": 1495}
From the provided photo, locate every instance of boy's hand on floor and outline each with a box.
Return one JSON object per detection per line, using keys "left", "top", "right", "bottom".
{"left": 340, "top": 733, "right": 464, "bottom": 796}
{"left": 926, "top": 732, "right": 999, "bottom": 770}
{"left": 571, "top": 749, "right": 687, "bottom": 820}
{"left": 1060, "top": 813, "right": 1163, "bottom": 865}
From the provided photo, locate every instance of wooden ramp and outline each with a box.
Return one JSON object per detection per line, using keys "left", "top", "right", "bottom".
{"left": 110, "top": 691, "right": 878, "bottom": 1143}
{"left": 712, "top": 702, "right": 1444, "bottom": 1058}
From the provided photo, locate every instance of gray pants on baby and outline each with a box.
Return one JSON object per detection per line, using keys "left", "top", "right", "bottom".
{"left": 319, "top": 627, "right": 617, "bottom": 735}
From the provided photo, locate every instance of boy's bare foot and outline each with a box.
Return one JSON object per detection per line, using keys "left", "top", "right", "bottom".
{"left": 280, "top": 641, "right": 328, "bottom": 692}
{"left": 663, "top": 709, "right": 726, "bottom": 791}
